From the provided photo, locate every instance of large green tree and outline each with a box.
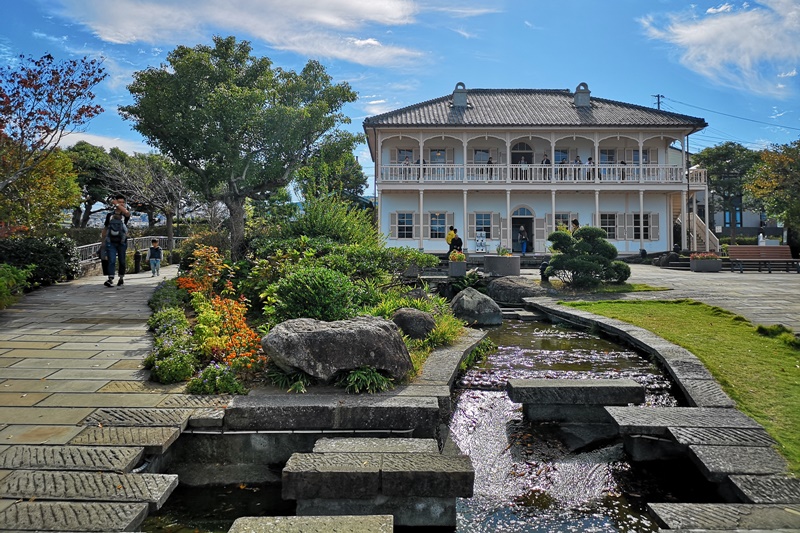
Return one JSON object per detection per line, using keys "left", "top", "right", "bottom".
{"left": 65, "top": 141, "right": 112, "bottom": 228}
{"left": 119, "top": 36, "right": 357, "bottom": 258}
{"left": 746, "top": 139, "right": 800, "bottom": 251}
{"left": 693, "top": 142, "right": 760, "bottom": 242}
{"left": 295, "top": 132, "right": 368, "bottom": 200}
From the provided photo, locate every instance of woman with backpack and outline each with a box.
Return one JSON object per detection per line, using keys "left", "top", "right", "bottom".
{"left": 102, "top": 195, "right": 130, "bottom": 287}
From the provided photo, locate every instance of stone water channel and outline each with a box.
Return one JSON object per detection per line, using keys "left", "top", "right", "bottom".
{"left": 143, "top": 318, "right": 710, "bottom": 532}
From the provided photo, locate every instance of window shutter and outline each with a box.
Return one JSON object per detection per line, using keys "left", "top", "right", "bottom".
{"left": 545, "top": 213, "right": 554, "bottom": 234}
{"left": 446, "top": 212, "right": 454, "bottom": 228}
{"left": 390, "top": 149, "right": 398, "bottom": 164}
{"left": 390, "top": 213, "right": 398, "bottom": 238}
{"left": 446, "top": 148, "right": 454, "bottom": 164}
{"left": 492, "top": 213, "right": 501, "bottom": 240}
{"left": 468, "top": 213, "right": 476, "bottom": 239}
{"left": 615, "top": 213, "right": 625, "bottom": 240}
{"left": 625, "top": 213, "right": 634, "bottom": 241}
{"left": 423, "top": 213, "right": 430, "bottom": 239}
{"left": 534, "top": 217, "right": 546, "bottom": 240}
{"left": 500, "top": 216, "right": 508, "bottom": 246}
{"left": 651, "top": 213, "right": 660, "bottom": 240}
{"left": 412, "top": 213, "right": 420, "bottom": 239}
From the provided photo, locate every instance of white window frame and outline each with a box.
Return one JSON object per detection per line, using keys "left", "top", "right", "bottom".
{"left": 397, "top": 212, "right": 414, "bottom": 239}
{"left": 599, "top": 212, "right": 618, "bottom": 239}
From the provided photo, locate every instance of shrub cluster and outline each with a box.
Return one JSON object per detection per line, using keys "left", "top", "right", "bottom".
{"left": 0, "top": 264, "right": 32, "bottom": 310}
{"left": 545, "top": 226, "right": 631, "bottom": 289}
{"left": 0, "top": 236, "right": 81, "bottom": 286}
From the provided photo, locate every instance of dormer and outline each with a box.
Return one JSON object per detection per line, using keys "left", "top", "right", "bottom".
{"left": 574, "top": 82, "right": 591, "bottom": 108}
{"left": 452, "top": 82, "right": 468, "bottom": 108}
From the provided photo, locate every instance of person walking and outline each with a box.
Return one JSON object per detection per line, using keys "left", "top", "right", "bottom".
{"left": 446, "top": 226, "right": 456, "bottom": 252}
{"left": 148, "top": 239, "right": 163, "bottom": 277}
{"left": 518, "top": 225, "right": 529, "bottom": 256}
{"left": 102, "top": 195, "right": 131, "bottom": 287}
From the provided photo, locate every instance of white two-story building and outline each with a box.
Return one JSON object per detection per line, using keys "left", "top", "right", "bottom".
{"left": 363, "top": 82, "right": 712, "bottom": 256}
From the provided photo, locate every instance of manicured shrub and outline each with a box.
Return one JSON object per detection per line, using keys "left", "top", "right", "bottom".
{"left": 282, "top": 192, "right": 382, "bottom": 247}
{"left": 187, "top": 361, "right": 248, "bottom": 394}
{"left": 0, "top": 264, "right": 32, "bottom": 309}
{"left": 148, "top": 279, "right": 190, "bottom": 312}
{"left": 0, "top": 237, "right": 69, "bottom": 286}
{"left": 545, "top": 227, "right": 630, "bottom": 289}
{"left": 151, "top": 351, "right": 197, "bottom": 383}
{"left": 272, "top": 266, "right": 356, "bottom": 322}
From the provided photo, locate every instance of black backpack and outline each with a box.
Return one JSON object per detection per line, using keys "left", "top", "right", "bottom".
{"left": 108, "top": 218, "right": 126, "bottom": 244}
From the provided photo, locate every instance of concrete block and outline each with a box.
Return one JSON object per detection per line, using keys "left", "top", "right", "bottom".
{"left": 229, "top": 515, "right": 393, "bottom": 533}
{"left": 507, "top": 378, "right": 645, "bottom": 405}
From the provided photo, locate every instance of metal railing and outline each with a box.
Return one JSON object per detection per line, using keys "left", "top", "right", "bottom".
{"left": 77, "top": 236, "right": 188, "bottom": 263}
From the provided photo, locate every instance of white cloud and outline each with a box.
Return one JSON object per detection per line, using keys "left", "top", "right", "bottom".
{"left": 706, "top": 3, "right": 734, "bottom": 14}
{"left": 60, "top": 132, "right": 152, "bottom": 155}
{"left": 48, "top": 0, "right": 430, "bottom": 67}
{"left": 452, "top": 27, "right": 477, "bottom": 39}
{"left": 641, "top": 0, "right": 800, "bottom": 97}
{"left": 778, "top": 68, "right": 797, "bottom": 77}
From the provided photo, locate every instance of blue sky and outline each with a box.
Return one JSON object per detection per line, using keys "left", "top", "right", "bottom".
{"left": 3, "top": 0, "right": 800, "bottom": 195}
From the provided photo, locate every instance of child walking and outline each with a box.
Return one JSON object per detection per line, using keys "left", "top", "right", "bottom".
{"left": 149, "top": 239, "right": 163, "bottom": 277}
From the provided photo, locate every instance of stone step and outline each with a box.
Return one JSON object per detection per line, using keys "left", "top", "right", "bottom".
{"left": 0, "top": 445, "right": 144, "bottom": 473}
{"left": 69, "top": 426, "right": 180, "bottom": 455}
{"left": 678, "top": 378, "right": 736, "bottom": 408}
{"left": 0, "top": 501, "right": 149, "bottom": 531}
{"left": 729, "top": 475, "right": 800, "bottom": 504}
{"left": 82, "top": 407, "right": 194, "bottom": 430}
{"left": 282, "top": 452, "right": 474, "bottom": 500}
{"left": 508, "top": 378, "right": 645, "bottom": 405}
{"left": 230, "top": 515, "right": 394, "bottom": 533}
{"left": 668, "top": 427, "right": 776, "bottom": 447}
{"left": 648, "top": 503, "right": 800, "bottom": 530}
{"left": 687, "top": 445, "right": 788, "bottom": 483}
{"left": 606, "top": 406, "right": 761, "bottom": 437}
{"left": 313, "top": 437, "right": 440, "bottom": 454}
{"left": 0, "top": 470, "right": 178, "bottom": 511}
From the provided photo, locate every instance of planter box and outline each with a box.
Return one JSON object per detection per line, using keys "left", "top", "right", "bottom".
{"left": 483, "top": 255, "right": 520, "bottom": 277}
{"left": 448, "top": 261, "right": 467, "bottom": 277}
{"left": 690, "top": 259, "right": 722, "bottom": 272}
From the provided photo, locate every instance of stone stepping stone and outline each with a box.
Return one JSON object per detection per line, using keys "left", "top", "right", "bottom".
{"left": 69, "top": 426, "right": 180, "bottom": 455}
{"left": 606, "top": 406, "right": 761, "bottom": 437}
{"left": 188, "top": 408, "right": 225, "bottom": 428}
{"left": 157, "top": 394, "right": 231, "bottom": 409}
{"left": 0, "top": 445, "right": 143, "bottom": 472}
{"left": 668, "top": 427, "right": 776, "bottom": 447}
{"left": 729, "top": 475, "right": 800, "bottom": 504}
{"left": 688, "top": 445, "right": 788, "bottom": 482}
{"left": 0, "top": 470, "right": 178, "bottom": 511}
{"left": 648, "top": 503, "right": 800, "bottom": 530}
{"left": 230, "top": 515, "right": 394, "bottom": 533}
{"left": 82, "top": 407, "right": 194, "bottom": 430}
{"left": 678, "top": 378, "right": 735, "bottom": 408}
{"left": 313, "top": 437, "right": 440, "bottom": 454}
{"left": 0, "top": 501, "right": 149, "bottom": 531}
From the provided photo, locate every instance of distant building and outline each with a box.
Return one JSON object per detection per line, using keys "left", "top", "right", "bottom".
{"left": 363, "top": 82, "right": 710, "bottom": 255}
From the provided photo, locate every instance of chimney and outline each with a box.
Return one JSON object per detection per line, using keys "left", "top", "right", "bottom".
{"left": 574, "top": 82, "right": 591, "bottom": 108}
{"left": 452, "top": 82, "right": 468, "bottom": 107}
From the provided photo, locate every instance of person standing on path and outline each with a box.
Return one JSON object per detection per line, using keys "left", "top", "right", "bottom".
{"left": 148, "top": 239, "right": 163, "bottom": 277}
{"left": 518, "top": 225, "right": 528, "bottom": 257}
{"left": 102, "top": 195, "right": 131, "bottom": 287}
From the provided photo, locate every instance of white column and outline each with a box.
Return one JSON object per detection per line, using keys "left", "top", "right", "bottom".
{"left": 505, "top": 138, "right": 511, "bottom": 184}
{"left": 462, "top": 134, "right": 468, "bottom": 184}
{"left": 506, "top": 189, "right": 511, "bottom": 248}
{"left": 704, "top": 185, "right": 711, "bottom": 251}
{"left": 692, "top": 193, "right": 698, "bottom": 251}
{"left": 595, "top": 190, "right": 600, "bottom": 227}
{"left": 551, "top": 190, "right": 557, "bottom": 233}
{"left": 639, "top": 190, "right": 645, "bottom": 252}
{"left": 681, "top": 190, "right": 688, "bottom": 250}
{"left": 419, "top": 138, "right": 425, "bottom": 182}
{"left": 463, "top": 190, "right": 468, "bottom": 251}
{"left": 376, "top": 190, "right": 382, "bottom": 239}
{"left": 418, "top": 190, "right": 424, "bottom": 251}
{"left": 638, "top": 141, "right": 644, "bottom": 184}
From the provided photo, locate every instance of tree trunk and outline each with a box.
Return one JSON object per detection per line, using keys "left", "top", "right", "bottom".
{"left": 165, "top": 212, "right": 175, "bottom": 251}
{"left": 224, "top": 196, "right": 246, "bottom": 261}
{"left": 71, "top": 207, "right": 82, "bottom": 228}
{"left": 80, "top": 200, "right": 94, "bottom": 228}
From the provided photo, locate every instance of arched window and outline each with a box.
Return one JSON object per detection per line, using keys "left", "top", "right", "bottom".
{"left": 511, "top": 142, "right": 533, "bottom": 165}
{"left": 512, "top": 207, "right": 533, "bottom": 217}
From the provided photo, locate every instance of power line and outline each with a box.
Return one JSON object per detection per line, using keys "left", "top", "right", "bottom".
{"left": 664, "top": 96, "right": 800, "bottom": 132}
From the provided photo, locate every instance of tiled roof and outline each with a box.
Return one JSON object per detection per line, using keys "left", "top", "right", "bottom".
{"left": 362, "top": 88, "right": 707, "bottom": 129}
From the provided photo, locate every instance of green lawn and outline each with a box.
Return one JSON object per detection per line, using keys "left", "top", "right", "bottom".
{"left": 564, "top": 299, "right": 800, "bottom": 475}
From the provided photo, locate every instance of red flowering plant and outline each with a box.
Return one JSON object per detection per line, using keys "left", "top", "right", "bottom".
{"left": 689, "top": 252, "right": 720, "bottom": 260}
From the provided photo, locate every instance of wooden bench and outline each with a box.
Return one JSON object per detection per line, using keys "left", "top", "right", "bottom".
{"left": 727, "top": 245, "right": 800, "bottom": 273}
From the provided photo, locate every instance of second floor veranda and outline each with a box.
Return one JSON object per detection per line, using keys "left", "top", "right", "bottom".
{"left": 378, "top": 162, "right": 707, "bottom": 186}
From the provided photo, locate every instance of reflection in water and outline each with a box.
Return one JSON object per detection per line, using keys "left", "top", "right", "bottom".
{"left": 450, "top": 320, "right": 679, "bottom": 532}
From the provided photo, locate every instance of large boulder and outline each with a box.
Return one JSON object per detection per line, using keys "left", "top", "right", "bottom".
{"left": 450, "top": 287, "right": 502, "bottom": 326}
{"left": 392, "top": 307, "right": 436, "bottom": 340}
{"left": 404, "top": 287, "right": 430, "bottom": 301}
{"left": 262, "top": 316, "right": 412, "bottom": 383}
{"left": 487, "top": 276, "right": 547, "bottom": 304}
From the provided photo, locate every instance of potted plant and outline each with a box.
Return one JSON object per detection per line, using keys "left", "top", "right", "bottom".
{"left": 689, "top": 252, "right": 722, "bottom": 272}
{"left": 448, "top": 250, "right": 467, "bottom": 277}
{"left": 484, "top": 243, "right": 520, "bottom": 276}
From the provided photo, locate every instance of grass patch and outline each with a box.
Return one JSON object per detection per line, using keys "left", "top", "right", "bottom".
{"left": 540, "top": 279, "right": 668, "bottom": 294}
{"left": 564, "top": 299, "right": 800, "bottom": 475}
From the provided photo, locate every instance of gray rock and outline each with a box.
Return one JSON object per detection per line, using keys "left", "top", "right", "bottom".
{"left": 404, "top": 287, "right": 430, "bottom": 301}
{"left": 487, "top": 276, "right": 547, "bottom": 304}
{"left": 262, "top": 316, "right": 413, "bottom": 383}
{"left": 450, "top": 287, "right": 502, "bottom": 326}
{"left": 392, "top": 307, "right": 436, "bottom": 340}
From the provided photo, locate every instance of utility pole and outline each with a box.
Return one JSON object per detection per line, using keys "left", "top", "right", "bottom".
{"left": 653, "top": 94, "right": 664, "bottom": 110}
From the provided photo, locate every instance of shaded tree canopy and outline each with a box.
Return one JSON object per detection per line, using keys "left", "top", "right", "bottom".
{"left": 746, "top": 139, "right": 800, "bottom": 234}
{"left": 119, "top": 35, "right": 358, "bottom": 258}
{"left": 295, "top": 131, "right": 368, "bottom": 200}
{"left": 0, "top": 54, "right": 106, "bottom": 191}
{"left": 65, "top": 141, "right": 112, "bottom": 228}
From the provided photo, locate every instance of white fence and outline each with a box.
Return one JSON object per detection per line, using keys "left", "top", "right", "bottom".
{"left": 77, "top": 236, "right": 188, "bottom": 263}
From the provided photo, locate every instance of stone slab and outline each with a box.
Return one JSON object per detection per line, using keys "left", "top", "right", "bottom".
{"left": 379, "top": 453, "right": 474, "bottom": 497}
{"left": 1, "top": 349, "right": 102, "bottom": 359}
{"left": 69, "top": 426, "right": 180, "bottom": 455}
{"left": 507, "top": 378, "right": 645, "bottom": 405}
{"left": 662, "top": 358, "right": 716, "bottom": 381}
{"left": 96, "top": 380, "right": 185, "bottom": 394}
{"left": 0, "top": 379, "right": 105, "bottom": 393}
{"left": 0, "top": 500, "right": 149, "bottom": 531}
{"left": 54, "top": 342, "right": 152, "bottom": 352}
{"left": 606, "top": 407, "right": 762, "bottom": 437}
{"left": 0, "top": 406, "right": 94, "bottom": 425}
{"left": 413, "top": 328, "right": 485, "bottom": 386}
{"left": 648, "top": 503, "right": 800, "bottom": 530}
{"left": 314, "top": 437, "right": 439, "bottom": 454}
{"left": 0, "top": 341, "right": 62, "bottom": 349}
{"left": 188, "top": 408, "right": 225, "bottom": 428}
{"left": 678, "top": 379, "right": 736, "bottom": 408}
{"left": 295, "top": 496, "right": 457, "bottom": 528}
{"left": 0, "top": 445, "right": 144, "bottom": 473}
{"left": 12, "top": 335, "right": 108, "bottom": 343}
{"left": 82, "top": 407, "right": 193, "bottom": 429}
{"left": 689, "top": 445, "right": 788, "bottom": 482}
{"left": 226, "top": 394, "right": 440, "bottom": 437}
{"left": 668, "top": 427, "right": 776, "bottom": 447}
{"left": 38, "top": 393, "right": 166, "bottom": 408}
{"left": 229, "top": 515, "right": 394, "bottom": 533}
{"left": 729, "top": 475, "right": 800, "bottom": 504}
{"left": 0, "top": 470, "right": 178, "bottom": 511}
{"left": 108, "top": 359, "right": 146, "bottom": 370}
{"left": 11, "top": 358, "right": 117, "bottom": 369}
{"left": 0, "top": 425, "right": 84, "bottom": 445}
{"left": 0, "top": 357, "right": 19, "bottom": 367}
{"left": 156, "top": 394, "right": 231, "bottom": 408}
{"left": 0, "top": 392, "right": 51, "bottom": 406}
{"left": 0, "top": 367, "right": 58, "bottom": 379}
{"left": 45, "top": 368, "right": 150, "bottom": 380}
